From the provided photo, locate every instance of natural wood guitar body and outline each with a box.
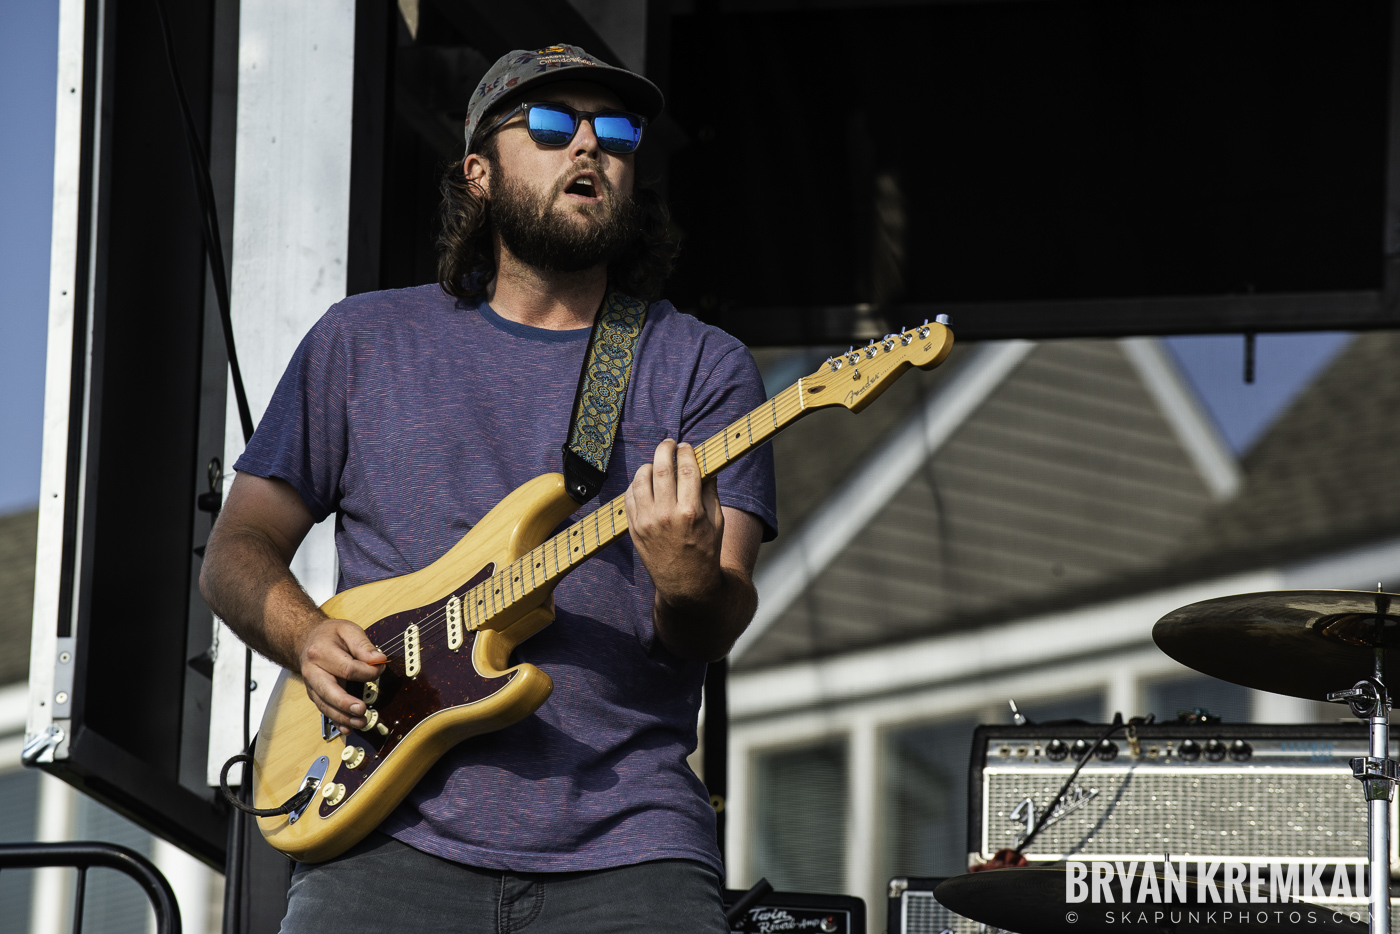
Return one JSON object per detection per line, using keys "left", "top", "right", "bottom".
{"left": 252, "top": 473, "right": 577, "bottom": 863}
{"left": 249, "top": 320, "right": 954, "bottom": 863}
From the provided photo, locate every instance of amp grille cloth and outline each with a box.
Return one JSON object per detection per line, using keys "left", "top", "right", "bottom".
{"left": 985, "top": 771, "right": 1367, "bottom": 859}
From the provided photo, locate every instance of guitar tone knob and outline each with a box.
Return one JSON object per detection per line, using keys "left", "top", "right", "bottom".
{"left": 321, "top": 782, "right": 346, "bottom": 806}
{"left": 341, "top": 745, "right": 366, "bottom": 769}
{"left": 359, "top": 709, "right": 379, "bottom": 732}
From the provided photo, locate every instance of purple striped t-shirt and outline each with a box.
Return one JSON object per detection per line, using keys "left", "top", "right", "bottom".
{"left": 235, "top": 284, "right": 777, "bottom": 874}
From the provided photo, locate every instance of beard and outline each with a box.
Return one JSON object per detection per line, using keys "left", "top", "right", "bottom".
{"left": 488, "top": 161, "right": 641, "bottom": 273}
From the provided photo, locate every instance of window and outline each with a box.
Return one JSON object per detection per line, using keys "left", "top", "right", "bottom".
{"left": 1144, "top": 674, "right": 1251, "bottom": 724}
{"left": 751, "top": 739, "right": 848, "bottom": 893}
{"left": 0, "top": 768, "right": 40, "bottom": 932}
{"left": 880, "top": 718, "right": 978, "bottom": 881}
{"left": 1018, "top": 692, "right": 1104, "bottom": 724}
{"left": 72, "top": 791, "right": 156, "bottom": 934}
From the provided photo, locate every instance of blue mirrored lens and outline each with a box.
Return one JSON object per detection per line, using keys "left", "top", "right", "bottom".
{"left": 528, "top": 106, "right": 576, "bottom": 145}
{"left": 593, "top": 113, "right": 642, "bottom": 153}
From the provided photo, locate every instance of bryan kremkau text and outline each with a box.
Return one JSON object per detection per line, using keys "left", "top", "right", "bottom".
{"left": 1064, "top": 861, "right": 1373, "bottom": 904}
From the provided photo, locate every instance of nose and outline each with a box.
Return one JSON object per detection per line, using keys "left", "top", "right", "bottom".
{"left": 571, "top": 116, "right": 601, "bottom": 160}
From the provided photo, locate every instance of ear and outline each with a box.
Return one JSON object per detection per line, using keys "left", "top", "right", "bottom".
{"left": 463, "top": 152, "right": 490, "bottom": 196}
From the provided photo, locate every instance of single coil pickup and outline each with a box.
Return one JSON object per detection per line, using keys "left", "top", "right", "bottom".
{"left": 403, "top": 624, "right": 421, "bottom": 677}
{"left": 446, "top": 596, "right": 463, "bottom": 651}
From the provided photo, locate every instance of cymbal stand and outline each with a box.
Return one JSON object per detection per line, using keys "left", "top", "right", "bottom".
{"left": 1328, "top": 657, "right": 1397, "bottom": 934}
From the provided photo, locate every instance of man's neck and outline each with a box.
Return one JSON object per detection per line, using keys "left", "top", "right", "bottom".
{"left": 487, "top": 247, "right": 607, "bottom": 331}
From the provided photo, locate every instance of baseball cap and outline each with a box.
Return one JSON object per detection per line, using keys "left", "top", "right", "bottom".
{"left": 465, "top": 44, "right": 664, "bottom": 154}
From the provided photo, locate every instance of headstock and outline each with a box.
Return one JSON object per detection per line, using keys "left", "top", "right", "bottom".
{"left": 797, "top": 319, "right": 955, "bottom": 413}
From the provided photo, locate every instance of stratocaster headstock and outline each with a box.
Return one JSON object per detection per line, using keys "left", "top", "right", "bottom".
{"left": 796, "top": 319, "right": 955, "bottom": 413}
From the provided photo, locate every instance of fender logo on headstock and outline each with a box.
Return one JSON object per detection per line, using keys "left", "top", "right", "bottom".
{"left": 845, "top": 371, "right": 882, "bottom": 407}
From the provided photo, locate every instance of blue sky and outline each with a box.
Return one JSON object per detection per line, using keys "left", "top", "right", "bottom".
{"left": 1, "top": 1, "right": 59, "bottom": 516}
{"left": 0, "top": 1, "right": 1357, "bottom": 514}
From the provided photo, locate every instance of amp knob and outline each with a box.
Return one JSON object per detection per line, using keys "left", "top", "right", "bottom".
{"left": 1229, "top": 740, "right": 1253, "bottom": 762}
{"left": 1204, "top": 738, "right": 1227, "bottom": 762}
{"left": 1070, "top": 739, "right": 1091, "bottom": 759}
{"left": 1094, "top": 740, "right": 1119, "bottom": 762}
{"left": 1178, "top": 739, "right": 1201, "bottom": 761}
{"left": 1046, "top": 739, "right": 1069, "bottom": 761}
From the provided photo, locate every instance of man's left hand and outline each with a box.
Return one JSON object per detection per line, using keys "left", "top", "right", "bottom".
{"left": 625, "top": 439, "right": 725, "bottom": 608}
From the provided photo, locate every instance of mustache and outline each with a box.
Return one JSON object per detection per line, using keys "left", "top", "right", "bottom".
{"left": 549, "top": 160, "right": 615, "bottom": 203}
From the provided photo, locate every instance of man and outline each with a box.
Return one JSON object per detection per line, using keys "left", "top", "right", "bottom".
{"left": 200, "top": 44, "right": 776, "bottom": 933}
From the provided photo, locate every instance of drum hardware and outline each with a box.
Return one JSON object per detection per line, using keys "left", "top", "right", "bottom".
{"left": 1154, "top": 589, "right": 1400, "bottom": 934}
{"left": 932, "top": 864, "right": 1363, "bottom": 934}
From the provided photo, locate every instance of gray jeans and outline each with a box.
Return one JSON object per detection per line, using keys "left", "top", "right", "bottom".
{"left": 279, "top": 833, "right": 730, "bottom": 934}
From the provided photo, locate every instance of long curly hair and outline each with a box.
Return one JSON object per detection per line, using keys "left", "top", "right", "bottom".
{"left": 436, "top": 141, "right": 680, "bottom": 303}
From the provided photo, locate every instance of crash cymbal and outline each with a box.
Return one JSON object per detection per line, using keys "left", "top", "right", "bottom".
{"left": 1152, "top": 590, "right": 1400, "bottom": 702}
{"left": 935, "top": 865, "right": 1365, "bottom": 934}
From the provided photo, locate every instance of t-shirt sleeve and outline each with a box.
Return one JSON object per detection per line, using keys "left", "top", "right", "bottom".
{"left": 233, "top": 309, "right": 349, "bottom": 522}
{"left": 679, "top": 343, "right": 779, "bottom": 542}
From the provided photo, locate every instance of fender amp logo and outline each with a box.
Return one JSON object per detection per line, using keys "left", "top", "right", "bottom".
{"left": 1009, "top": 784, "right": 1099, "bottom": 847}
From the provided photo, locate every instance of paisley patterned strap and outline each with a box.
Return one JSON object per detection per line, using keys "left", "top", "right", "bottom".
{"left": 562, "top": 288, "right": 649, "bottom": 504}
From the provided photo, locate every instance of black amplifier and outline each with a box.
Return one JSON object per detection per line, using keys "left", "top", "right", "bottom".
{"left": 722, "top": 889, "right": 865, "bottom": 934}
{"left": 968, "top": 722, "right": 1395, "bottom": 871}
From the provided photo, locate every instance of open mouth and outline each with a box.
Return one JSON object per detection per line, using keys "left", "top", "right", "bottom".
{"left": 564, "top": 176, "right": 598, "bottom": 199}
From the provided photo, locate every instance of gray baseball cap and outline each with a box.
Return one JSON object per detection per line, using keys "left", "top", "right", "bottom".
{"left": 465, "top": 44, "right": 664, "bottom": 154}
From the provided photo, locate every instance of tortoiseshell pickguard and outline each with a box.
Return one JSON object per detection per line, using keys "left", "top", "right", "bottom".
{"left": 318, "top": 563, "right": 509, "bottom": 816}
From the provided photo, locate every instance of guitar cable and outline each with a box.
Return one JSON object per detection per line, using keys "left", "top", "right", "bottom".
{"left": 219, "top": 752, "right": 317, "bottom": 817}
{"left": 1014, "top": 712, "right": 1155, "bottom": 855}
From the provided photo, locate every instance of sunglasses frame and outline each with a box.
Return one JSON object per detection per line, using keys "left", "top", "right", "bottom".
{"left": 479, "top": 100, "right": 647, "bottom": 154}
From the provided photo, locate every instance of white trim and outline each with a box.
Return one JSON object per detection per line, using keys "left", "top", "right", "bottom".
{"left": 1280, "top": 535, "right": 1400, "bottom": 591}
{"left": 734, "top": 341, "right": 1035, "bottom": 660}
{"left": 730, "top": 569, "right": 1281, "bottom": 721}
{"left": 1120, "top": 337, "right": 1241, "bottom": 501}
{"left": 30, "top": 773, "right": 76, "bottom": 934}
{"left": 27, "top": 0, "right": 90, "bottom": 746}
{"left": 847, "top": 717, "right": 878, "bottom": 917}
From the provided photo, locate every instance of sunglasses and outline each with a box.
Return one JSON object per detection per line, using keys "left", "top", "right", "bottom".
{"left": 480, "top": 101, "right": 646, "bottom": 155}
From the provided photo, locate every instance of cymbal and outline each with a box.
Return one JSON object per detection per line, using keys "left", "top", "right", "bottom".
{"left": 1152, "top": 590, "right": 1400, "bottom": 702}
{"left": 935, "top": 865, "right": 1364, "bottom": 934}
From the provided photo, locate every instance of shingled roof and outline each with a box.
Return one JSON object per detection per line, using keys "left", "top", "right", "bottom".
{"left": 1164, "top": 329, "right": 1398, "bottom": 576}
{"left": 739, "top": 339, "right": 1224, "bottom": 668}
{"left": 737, "top": 331, "right": 1389, "bottom": 671}
{"left": 0, "top": 508, "right": 37, "bottom": 687}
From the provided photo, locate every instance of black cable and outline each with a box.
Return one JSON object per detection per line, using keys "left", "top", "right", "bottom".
{"left": 1016, "top": 714, "right": 1131, "bottom": 855}
{"left": 220, "top": 753, "right": 317, "bottom": 818}
{"left": 151, "top": 0, "right": 254, "bottom": 446}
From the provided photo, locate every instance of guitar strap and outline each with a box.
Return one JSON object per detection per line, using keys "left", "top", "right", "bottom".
{"left": 562, "top": 287, "right": 649, "bottom": 504}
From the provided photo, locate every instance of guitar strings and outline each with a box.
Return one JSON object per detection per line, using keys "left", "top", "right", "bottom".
{"left": 363, "top": 387, "right": 808, "bottom": 662}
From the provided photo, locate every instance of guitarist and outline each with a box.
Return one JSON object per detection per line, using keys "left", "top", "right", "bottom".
{"left": 200, "top": 44, "right": 776, "bottom": 934}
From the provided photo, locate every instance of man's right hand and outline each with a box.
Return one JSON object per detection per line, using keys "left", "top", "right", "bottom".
{"left": 296, "top": 618, "right": 389, "bottom": 733}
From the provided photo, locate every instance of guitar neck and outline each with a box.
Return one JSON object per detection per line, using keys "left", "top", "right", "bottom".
{"left": 461, "top": 382, "right": 814, "bottom": 630}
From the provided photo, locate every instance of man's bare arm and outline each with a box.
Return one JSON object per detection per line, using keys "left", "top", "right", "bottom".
{"left": 199, "top": 473, "right": 386, "bottom": 732}
{"left": 625, "top": 440, "right": 764, "bottom": 661}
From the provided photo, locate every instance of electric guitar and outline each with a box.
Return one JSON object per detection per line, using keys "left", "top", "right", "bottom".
{"left": 251, "top": 319, "right": 954, "bottom": 861}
